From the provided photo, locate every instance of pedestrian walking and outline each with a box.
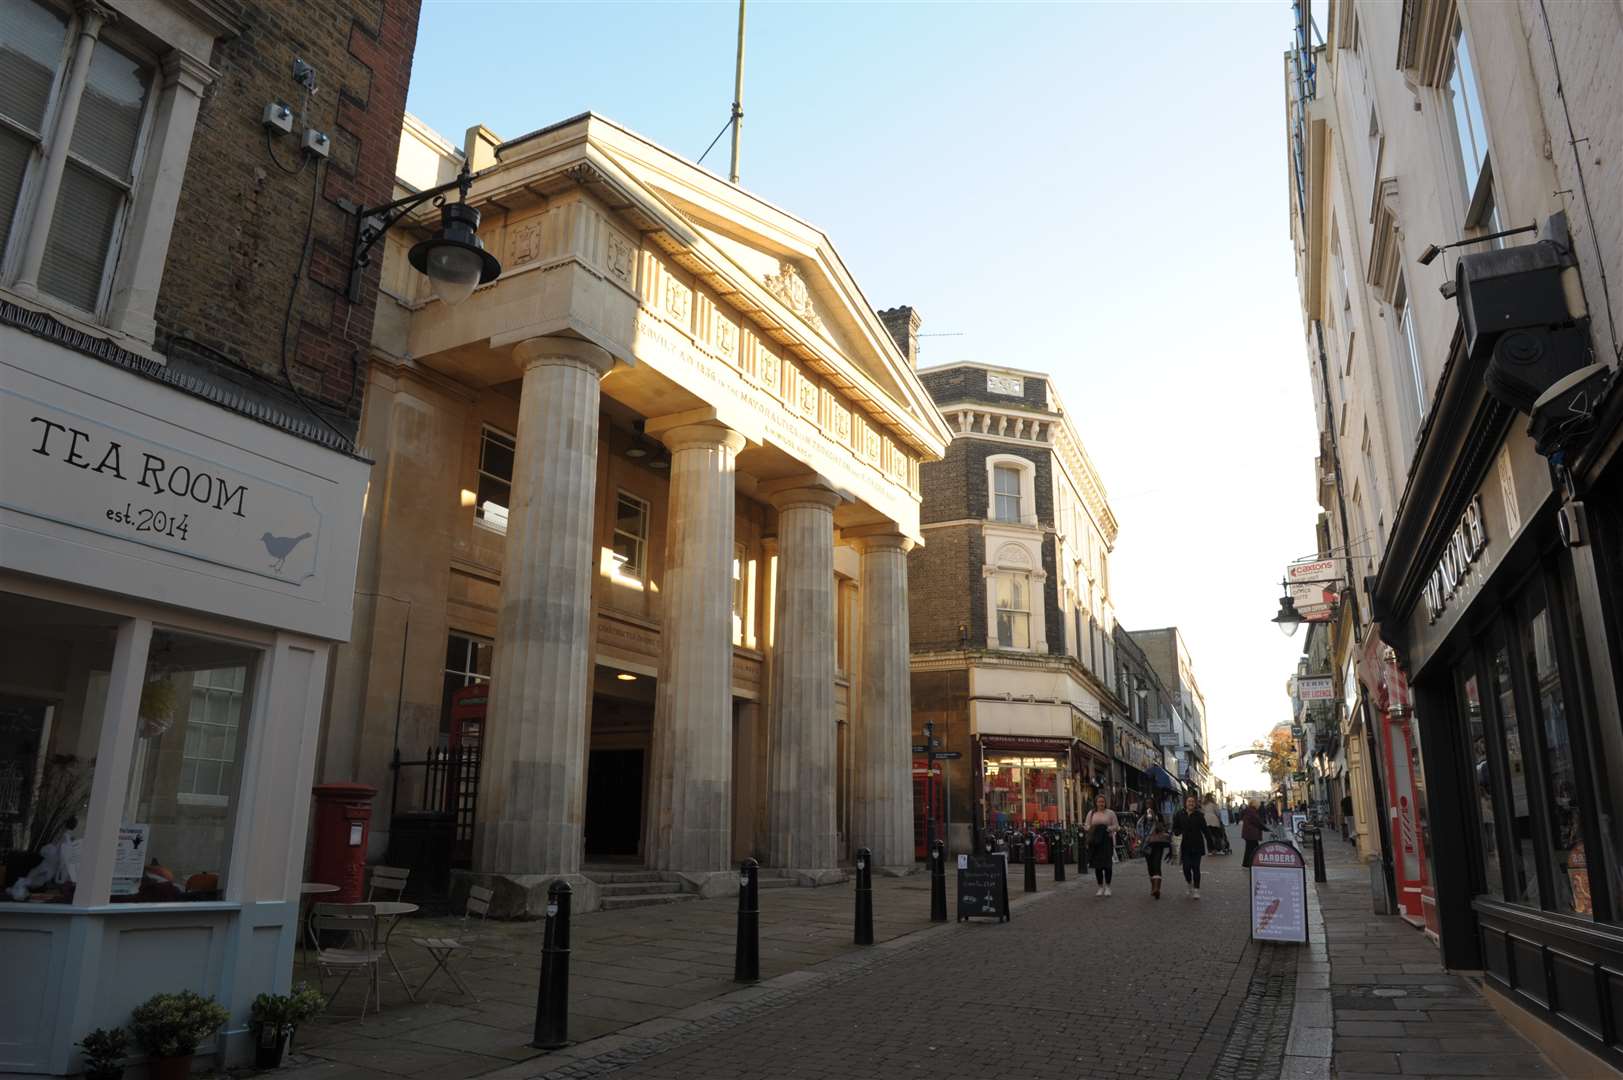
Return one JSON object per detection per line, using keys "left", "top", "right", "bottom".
{"left": 1240, "top": 801, "right": 1264, "bottom": 867}
{"left": 1083, "top": 794, "right": 1119, "bottom": 896}
{"left": 1142, "top": 814, "right": 1172, "bottom": 899}
{"left": 1172, "top": 794, "right": 1208, "bottom": 899}
{"left": 1201, "top": 795, "right": 1228, "bottom": 855}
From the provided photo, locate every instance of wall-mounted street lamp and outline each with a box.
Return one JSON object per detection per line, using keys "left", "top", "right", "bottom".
{"left": 1271, "top": 591, "right": 1304, "bottom": 636}
{"left": 345, "top": 161, "right": 501, "bottom": 307}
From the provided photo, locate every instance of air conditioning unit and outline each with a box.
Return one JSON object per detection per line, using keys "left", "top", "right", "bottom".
{"left": 1455, "top": 212, "right": 1611, "bottom": 454}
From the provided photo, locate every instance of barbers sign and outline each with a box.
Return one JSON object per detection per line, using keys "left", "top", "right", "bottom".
{"left": 3, "top": 392, "right": 322, "bottom": 583}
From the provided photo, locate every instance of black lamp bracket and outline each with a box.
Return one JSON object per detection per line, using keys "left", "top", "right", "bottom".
{"left": 345, "top": 163, "right": 477, "bottom": 303}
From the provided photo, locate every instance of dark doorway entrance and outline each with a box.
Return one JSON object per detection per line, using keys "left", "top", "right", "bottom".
{"left": 584, "top": 749, "right": 644, "bottom": 857}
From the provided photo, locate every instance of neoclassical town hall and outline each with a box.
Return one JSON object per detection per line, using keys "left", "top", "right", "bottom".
{"left": 321, "top": 113, "right": 951, "bottom": 910}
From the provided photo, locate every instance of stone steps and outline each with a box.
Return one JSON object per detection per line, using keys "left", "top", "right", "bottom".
{"left": 599, "top": 890, "right": 696, "bottom": 911}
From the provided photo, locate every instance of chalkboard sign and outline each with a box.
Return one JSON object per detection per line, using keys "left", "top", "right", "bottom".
{"left": 956, "top": 852, "right": 1010, "bottom": 922}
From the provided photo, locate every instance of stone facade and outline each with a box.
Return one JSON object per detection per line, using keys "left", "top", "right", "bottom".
{"left": 322, "top": 113, "right": 952, "bottom": 911}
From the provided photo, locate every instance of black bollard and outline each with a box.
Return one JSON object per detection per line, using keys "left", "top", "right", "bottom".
{"left": 531, "top": 879, "right": 572, "bottom": 1050}
{"left": 1023, "top": 831, "right": 1037, "bottom": 893}
{"left": 1076, "top": 831, "right": 1087, "bottom": 874}
{"left": 1312, "top": 826, "right": 1328, "bottom": 883}
{"left": 929, "top": 840, "right": 947, "bottom": 922}
{"left": 734, "top": 858, "right": 759, "bottom": 983}
{"left": 854, "top": 847, "right": 874, "bottom": 945}
{"left": 1053, "top": 834, "right": 1066, "bottom": 883}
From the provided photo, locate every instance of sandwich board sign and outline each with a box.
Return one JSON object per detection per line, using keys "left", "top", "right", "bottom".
{"left": 956, "top": 852, "right": 1011, "bottom": 922}
{"left": 1250, "top": 841, "right": 1308, "bottom": 943}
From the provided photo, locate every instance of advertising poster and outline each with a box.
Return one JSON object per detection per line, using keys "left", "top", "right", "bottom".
{"left": 112, "top": 824, "right": 150, "bottom": 897}
{"left": 1250, "top": 841, "right": 1307, "bottom": 943}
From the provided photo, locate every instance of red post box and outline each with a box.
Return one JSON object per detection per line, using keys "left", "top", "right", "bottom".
{"left": 309, "top": 783, "right": 378, "bottom": 903}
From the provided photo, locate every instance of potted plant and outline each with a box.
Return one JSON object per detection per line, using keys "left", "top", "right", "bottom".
{"left": 129, "top": 990, "right": 230, "bottom": 1080}
{"left": 249, "top": 983, "right": 325, "bottom": 1068}
{"left": 77, "top": 1026, "right": 126, "bottom": 1080}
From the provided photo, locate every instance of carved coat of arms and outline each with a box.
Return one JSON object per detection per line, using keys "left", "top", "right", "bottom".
{"left": 762, "top": 260, "right": 825, "bottom": 334}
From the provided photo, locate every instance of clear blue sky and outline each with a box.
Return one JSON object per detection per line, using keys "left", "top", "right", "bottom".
{"left": 407, "top": 0, "right": 1321, "bottom": 791}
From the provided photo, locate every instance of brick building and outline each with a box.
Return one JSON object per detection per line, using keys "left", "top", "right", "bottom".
{"left": 907, "top": 362, "right": 1148, "bottom": 853}
{"left": 0, "top": 0, "right": 420, "bottom": 1072}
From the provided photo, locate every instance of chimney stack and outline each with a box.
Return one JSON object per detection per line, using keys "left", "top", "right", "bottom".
{"left": 877, "top": 306, "right": 921, "bottom": 368}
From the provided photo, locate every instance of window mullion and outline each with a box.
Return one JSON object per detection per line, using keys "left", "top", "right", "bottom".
{"left": 12, "top": 5, "right": 107, "bottom": 297}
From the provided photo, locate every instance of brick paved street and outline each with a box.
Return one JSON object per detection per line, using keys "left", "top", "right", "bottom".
{"left": 518, "top": 847, "right": 1273, "bottom": 1080}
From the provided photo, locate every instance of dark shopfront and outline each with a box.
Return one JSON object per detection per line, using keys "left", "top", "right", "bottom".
{"left": 1376, "top": 328, "right": 1623, "bottom": 1065}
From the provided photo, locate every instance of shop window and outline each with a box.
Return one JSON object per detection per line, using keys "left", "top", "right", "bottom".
{"left": 475, "top": 426, "right": 515, "bottom": 532}
{"left": 1491, "top": 641, "right": 1538, "bottom": 906}
{"left": 611, "top": 491, "right": 649, "bottom": 582}
{"left": 118, "top": 629, "right": 259, "bottom": 902}
{"left": 993, "top": 571, "right": 1030, "bottom": 650}
{"left": 440, "top": 633, "right": 492, "bottom": 738}
{"left": 1521, "top": 598, "right": 1590, "bottom": 918}
{"left": 982, "top": 755, "right": 1064, "bottom": 832}
{"left": 0, "top": 0, "right": 155, "bottom": 315}
{"left": 1, "top": 592, "right": 117, "bottom": 905}
{"left": 1458, "top": 668, "right": 1505, "bottom": 898}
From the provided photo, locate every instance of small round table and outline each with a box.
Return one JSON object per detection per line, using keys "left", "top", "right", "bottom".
{"left": 370, "top": 901, "right": 419, "bottom": 1000}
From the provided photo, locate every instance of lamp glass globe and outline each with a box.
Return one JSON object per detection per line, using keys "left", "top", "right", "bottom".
{"left": 425, "top": 243, "right": 483, "bottom": 306}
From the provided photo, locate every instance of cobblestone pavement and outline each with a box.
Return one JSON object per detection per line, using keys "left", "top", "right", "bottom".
{"left": 507, "top": 845, "right": 1272, "bottom": 1080}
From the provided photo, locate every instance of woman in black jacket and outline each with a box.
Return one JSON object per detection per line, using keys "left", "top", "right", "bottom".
{"left": 1173, "top": 794, "right": 1208, "bottom": 899}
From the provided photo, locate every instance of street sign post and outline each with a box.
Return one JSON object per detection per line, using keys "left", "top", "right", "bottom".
{"left": 1249, "top": 840, "right": 1308, "bottom": 943}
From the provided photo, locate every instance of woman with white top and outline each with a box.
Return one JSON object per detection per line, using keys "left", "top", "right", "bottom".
{"left": 1083, "top": 794, "right": 1119, "bottom": 896}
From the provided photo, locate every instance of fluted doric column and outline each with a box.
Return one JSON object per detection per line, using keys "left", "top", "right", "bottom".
{"left": 851, "top": 531, "right": 916, "bottom": 870}
{"left": 475, "top": 337, "right": 613, "bottom": 887}
{"left": 766, "top": 483, "right": 842, "bottom": 877}
{"left": 646, "top": 423, "right": 747, "bottom": 884}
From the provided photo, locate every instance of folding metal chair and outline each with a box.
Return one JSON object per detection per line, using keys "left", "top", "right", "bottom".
{"left": 310, "top": 903, "right": 384, "bottom": 1018}
{"left": 409, "top": 885, "right": 492, "bottom": 1000}
{"left": 366, "top": 865, "right": 410, "bottom": 901}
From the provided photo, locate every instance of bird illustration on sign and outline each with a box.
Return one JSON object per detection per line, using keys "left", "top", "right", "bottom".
{"left": 261, "top": 531, "right": 311, "bottom": 572}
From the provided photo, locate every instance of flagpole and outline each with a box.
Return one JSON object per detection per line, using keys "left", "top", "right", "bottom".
{"left": 728, "top": 0, "right": 746, "bottom": 184}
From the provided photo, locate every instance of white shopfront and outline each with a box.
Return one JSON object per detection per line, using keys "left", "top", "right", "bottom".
{"left": 0, "top": 323, "right": 365, "bottom": 1074}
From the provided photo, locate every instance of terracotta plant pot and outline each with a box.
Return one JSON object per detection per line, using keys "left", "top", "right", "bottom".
{"left": 148, "top": 1053, "right": 193, "bottom": 1080}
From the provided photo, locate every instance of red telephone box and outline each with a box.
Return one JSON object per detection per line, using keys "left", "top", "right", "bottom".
{"left": 309, "top": 783, "right": 377, "bottom": 902}
{"left": 449, "top": 684, "right": 487, "bottom": 752}
{"left": 912, "top": 758, "right": 944, "bottom": 859}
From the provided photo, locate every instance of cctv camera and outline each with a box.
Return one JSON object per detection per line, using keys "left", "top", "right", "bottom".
{"left": 1527, "top": 362, "right": 1612, "bottom": 456}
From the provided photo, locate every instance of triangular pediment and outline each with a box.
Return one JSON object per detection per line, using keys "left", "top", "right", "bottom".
{"left": 586, "top": 123, "right": 950, "bottom": 457}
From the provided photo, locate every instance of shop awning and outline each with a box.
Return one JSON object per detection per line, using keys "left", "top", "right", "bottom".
{"left": 1145, "top": 764, "right": 1180, "bottom": 791}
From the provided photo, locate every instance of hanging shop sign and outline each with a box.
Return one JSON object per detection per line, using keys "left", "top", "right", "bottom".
{"left": 1295, "top": 676, "right": 1336, "bottom": 701}
{"left": 1288, "top": 582, "right": 1338, "bottom": 621}
{"left": 1421, "top": 495, "right": 1487, "bottom": 624}
{"left": 1286, "top": 558, "right": 1340, "bottom": 585}
{"left": 1250, "top": 841, "right": 1308, "bottom": 943}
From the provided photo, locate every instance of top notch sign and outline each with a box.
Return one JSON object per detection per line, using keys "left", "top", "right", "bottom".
{"left": 1423, "top": 495, "right": 1487, "bottom": 623}
{"left": 1286, "top": 558, "right": 1339, "bottom": 585}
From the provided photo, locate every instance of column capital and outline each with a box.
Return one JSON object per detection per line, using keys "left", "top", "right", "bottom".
{"left": 512, "top": 336, "right": 614, "bottom": 378}
{"left": 844, "top": 526, "right": 914, "bottom": 554}
{"left": 653, "top": 422, "right": 747, "bottom": 456}
{"left": 762, "top": 476, "right": 843, "bottom": 513}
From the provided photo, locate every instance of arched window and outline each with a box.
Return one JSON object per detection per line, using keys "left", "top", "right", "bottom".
{"left": 985, "top": 542, "right": 1044, "bottom": 652}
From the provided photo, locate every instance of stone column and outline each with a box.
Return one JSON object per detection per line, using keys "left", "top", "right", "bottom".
{"left": 765, "top": 483, "right": 843, "bottom": 881}
{"left": 851, "top": 532, "right": 916, "bottom": 872}
{"left": 646, "top": 423, "right": 746, "bottom": 893}
{"left": 474, "top": 337, "right": 612, "bottom": 913}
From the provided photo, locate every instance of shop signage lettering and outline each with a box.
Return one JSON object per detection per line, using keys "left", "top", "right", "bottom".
{"left": 1286, "top": 558, "right": 1339, "bottom": 585}
{"left": 1295, "top": 676, "right": 1335, "bottom": 701}
{"left": 2, "top": 391, "right": 322, "bottom": 583}
{"left": 1422, "top": 495, "right": 1487, "bottom": 623}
